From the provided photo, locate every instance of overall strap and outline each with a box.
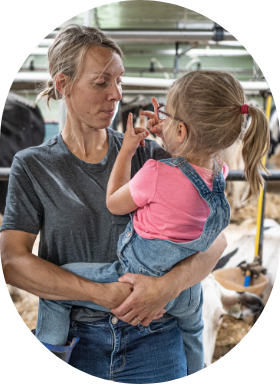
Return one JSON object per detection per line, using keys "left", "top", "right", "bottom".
{"left": 212, "top": 161, "right": 226, "bottom": 194}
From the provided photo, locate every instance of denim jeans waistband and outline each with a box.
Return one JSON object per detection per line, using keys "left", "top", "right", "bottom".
{"left": 71, "top": 313, "right": 175, "bottom": 328}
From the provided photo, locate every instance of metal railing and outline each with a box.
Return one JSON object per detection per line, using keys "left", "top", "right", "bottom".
{"left": 1, "top": 168, "right": 280, "bottom": 182}
{"left": 227, "top": 170, "right": 280, "bottom": 182}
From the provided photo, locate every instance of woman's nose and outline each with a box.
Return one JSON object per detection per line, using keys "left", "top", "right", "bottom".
{"left": 108, "top": 83, "right": 122, "bottom": 101}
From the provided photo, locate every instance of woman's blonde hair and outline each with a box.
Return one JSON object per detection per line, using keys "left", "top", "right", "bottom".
{"left": 165, "top": 70, "right": 270, "bottom": 199}
{"left": 37, "top": 25, "right": 123, "bottom": 106}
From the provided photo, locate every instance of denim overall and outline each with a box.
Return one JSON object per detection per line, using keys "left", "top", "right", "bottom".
{"left": 36, "top": 157, "right": 230, "bottom": 376}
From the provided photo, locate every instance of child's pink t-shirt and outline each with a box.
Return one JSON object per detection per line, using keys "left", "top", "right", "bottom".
{"left": 129, "top": 159, "right": 229, "bottom": 243}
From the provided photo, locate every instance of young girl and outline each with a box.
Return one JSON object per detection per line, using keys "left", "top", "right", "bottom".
{"left": 35, "top": 71, "right": 270, "bottom": 374}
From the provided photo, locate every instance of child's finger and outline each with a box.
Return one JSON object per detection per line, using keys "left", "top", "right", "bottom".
{"left": 147, "top": 119, "right": 157, "bottom": 130}
{"left": 140, "top": 131, "right": 149, "bottom": 139}
{"left": 137, "top": 131, "right": 149, "bottom": 147}
{"left": 152, "top": 97, "right": 160, "bottom": 117}
{"left": 126, "top": 112, "right": 134, "bottom": 132}
{"left": 150, "top": 125, "right": 163, "bottom": 138}
{"left": 140, "top": 110, "right": 155, "bottom": 119}
{"left": 150, "top": 124, "right": 162, "bottom": 133}
{"left": 139, "top": 130, "right": 149, "bottom": 140}
{"left": 152, "top": 97, "right": 160, "bottom": 108}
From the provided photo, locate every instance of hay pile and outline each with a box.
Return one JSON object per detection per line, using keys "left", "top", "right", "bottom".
{"left": 230, "top": 192, "right": 280, "bottom": 225}
{"left": 213, "top": 315, "right": 252, "bottom": 362}
{"left": 8, "top": 287, "right": 38, "bottom": 330}
{"left": 4, "top": 233, "right": 40, "bottom": 331}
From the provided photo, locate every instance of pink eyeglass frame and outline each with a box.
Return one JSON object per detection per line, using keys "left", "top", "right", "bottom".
{"left": 157, "top": 105, "right": 185, "bottom": 125}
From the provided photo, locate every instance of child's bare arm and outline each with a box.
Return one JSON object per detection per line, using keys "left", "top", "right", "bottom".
{"left": 106, "top": 113, "right": 149, "bottom": 215}
{"left": 106, "top": 152, "right": 138, "bottom": 215}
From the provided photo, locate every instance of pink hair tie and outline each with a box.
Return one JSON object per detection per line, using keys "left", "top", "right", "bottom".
{"left": 241, "top": 104, "right": 249, "bottom": 114}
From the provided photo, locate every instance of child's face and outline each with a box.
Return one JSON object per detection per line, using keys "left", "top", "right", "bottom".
{"left": 161, "top": 105, "right": 178, "bottom": 155}
{"left": 162, "top": 104, "right": 172, "bottom": 131}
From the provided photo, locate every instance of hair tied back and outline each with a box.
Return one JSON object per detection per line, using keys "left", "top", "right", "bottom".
{"left": 241, "top": 104, "right": 249, "bottom": 114}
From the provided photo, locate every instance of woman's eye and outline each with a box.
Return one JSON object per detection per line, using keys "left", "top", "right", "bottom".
{"left": 94, "top": 80, "right": 123, "bottom": 87}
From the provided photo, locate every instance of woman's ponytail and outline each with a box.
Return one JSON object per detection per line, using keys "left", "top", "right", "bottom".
{"left": 37, "top": 78, "right": 61, "bottom": 107}
{"left": 242, "top": 106, "right": 270, "bottom": 199}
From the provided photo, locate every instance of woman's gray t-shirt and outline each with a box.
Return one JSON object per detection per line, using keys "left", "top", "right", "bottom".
{"left": 1, "top": 129, "right": 169, "bottom": 320}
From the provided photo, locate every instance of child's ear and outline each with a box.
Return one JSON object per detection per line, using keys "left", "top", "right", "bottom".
{"left": 177, "top": 122, "right": 187, "bottom": 143}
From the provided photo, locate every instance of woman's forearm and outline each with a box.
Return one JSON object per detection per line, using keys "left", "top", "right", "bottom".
{"left": 1, "top": 231, "right": 132, "bottom": 308}
{"left": 4, "top": 251, "right": 108, "bottom": 303}
{"left": 162, "top": 232, "right": 228, "bottom": 300}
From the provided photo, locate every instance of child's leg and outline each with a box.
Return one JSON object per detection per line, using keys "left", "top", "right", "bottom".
{"left": 36, "top": 261, "right": 122, "bottom": 346}
{"left": 166, "top": 284, "right": 204, "bottom": 375}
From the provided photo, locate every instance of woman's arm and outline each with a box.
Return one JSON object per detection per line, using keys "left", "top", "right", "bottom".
{"left": 111, "top": 232, "right": 227, "bottom": 326}
{"left": 106, "top": 113, "right": 149, "bottom": 215}
{"left": 1, "top": 230, "right": 133, "bottom": 309}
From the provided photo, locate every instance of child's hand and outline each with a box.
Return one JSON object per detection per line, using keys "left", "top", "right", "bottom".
{"left": 141, "top": 97, "right": 164, "bottom": 138}
{"left": 122, "top": 113, "right": 149, "bottom": 156}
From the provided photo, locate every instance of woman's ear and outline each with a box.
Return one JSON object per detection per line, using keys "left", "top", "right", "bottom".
{"left": 177, "top": 122, "right": 187, "bottom": 143}
{"left": 54, "top": 72, "right": 69, "bottom": 96}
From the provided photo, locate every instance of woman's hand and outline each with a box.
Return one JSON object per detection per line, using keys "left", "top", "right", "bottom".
{"left": 141, "top": 97, "right": 164, "bottom": 138}
{"left": 101, "top": 281, "right": 134, "bottom": 309}
{"left": 122, "top": 113, "right": 149, "bottom": 157}
{"left": 111, "top": 273, "right": 176, "bottom": 326}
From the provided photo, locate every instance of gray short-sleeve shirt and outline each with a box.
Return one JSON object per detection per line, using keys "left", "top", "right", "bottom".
{"left": 1, "top": 129, "right": 170, "bottom": 321}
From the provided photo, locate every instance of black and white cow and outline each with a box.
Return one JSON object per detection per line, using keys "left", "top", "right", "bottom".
{"left": 269, "top": 105, "right": 280, "bottom": 156}
{"left": 0, "top": 92, "right": 45, "bottom": 214}
{"left": 202, "top": 219, "right": 280, "bottom": 364}
{"left": 214, "top": 219, "right": 280, "bottom": 304}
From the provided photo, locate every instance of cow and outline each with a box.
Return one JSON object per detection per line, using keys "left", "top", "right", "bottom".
{"left": 269, "top": 105, "right": 280, "bottom": 156}
{"left": 214, "top": 219, "right": 280, "bottom": 304}
{"left": 0, "top": 92, "right": 45, "bottom": 214}
{"left": 202, "top": 274, "right": 263, "bottom": 366}
{"left": 202, "top": 219, "right": 280, "bottom": 365}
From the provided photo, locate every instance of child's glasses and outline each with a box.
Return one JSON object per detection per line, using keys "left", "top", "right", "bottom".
{"left": 157, "top": 105, "right": 185, "bottom": 125}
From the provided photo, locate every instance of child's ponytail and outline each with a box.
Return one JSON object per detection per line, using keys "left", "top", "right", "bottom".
{"left": 164, "top": 70, "right": 271, "bottom": 200}
{"left": 242, "top": 106, "right": 270, "bottom": 200}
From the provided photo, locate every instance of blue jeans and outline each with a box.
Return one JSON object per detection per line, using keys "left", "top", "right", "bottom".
{"left": 67, "top": 316, "right": 188, "bottom": 382}
{"left": 36, "top": 222, "right": 204, "bottom": 375}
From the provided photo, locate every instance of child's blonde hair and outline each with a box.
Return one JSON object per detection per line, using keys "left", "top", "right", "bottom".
{"left": 164, "top": 70, "right": 270, "bottom": 199}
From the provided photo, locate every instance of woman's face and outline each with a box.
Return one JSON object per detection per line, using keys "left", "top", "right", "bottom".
{"left": 66, "top": 46, "right": 124, "bottom": 129}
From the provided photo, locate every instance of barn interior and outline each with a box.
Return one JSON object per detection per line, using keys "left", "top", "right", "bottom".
{"left": 1, "top": 1, "right": 280, "bottom": 369}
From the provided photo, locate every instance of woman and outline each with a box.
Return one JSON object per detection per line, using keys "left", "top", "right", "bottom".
{"left": 1, "top": 25, "right": 227, "bottom": 382}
